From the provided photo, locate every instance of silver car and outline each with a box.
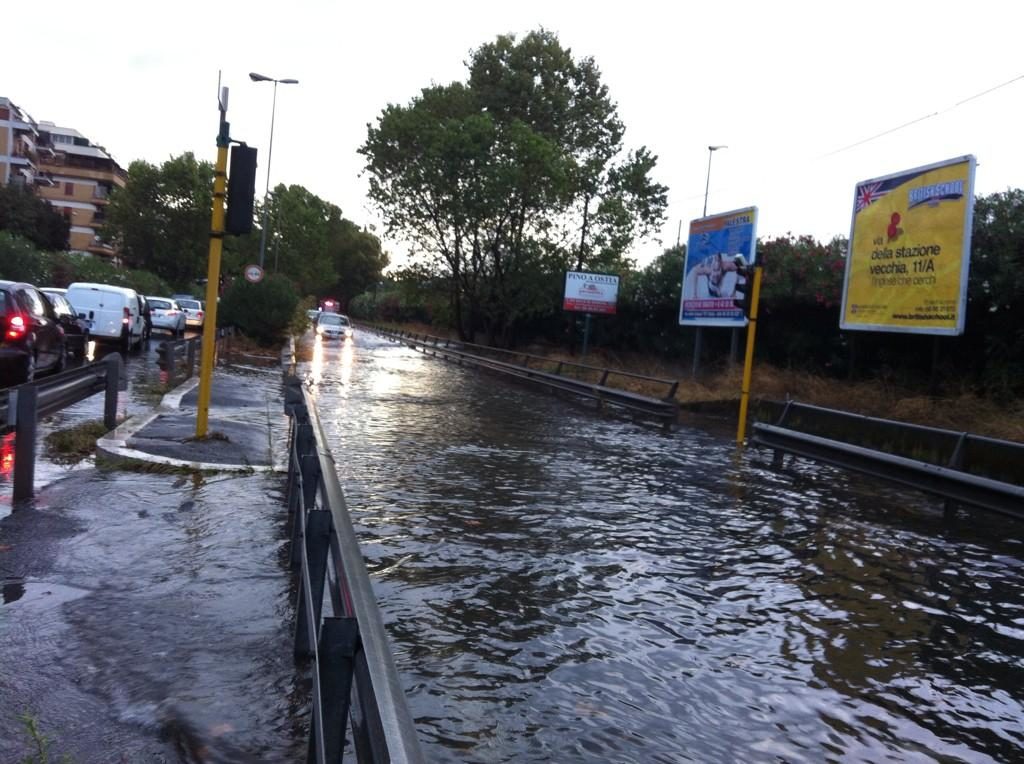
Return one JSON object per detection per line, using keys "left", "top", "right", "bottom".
{"left": 315, "top": 312, "right": 353, "bottom": 341}
{"left": 147, "top": 297, "right": 186, "bottom": 335}
{"left": 176, "top": 299, "right": 205, "bottom": 329}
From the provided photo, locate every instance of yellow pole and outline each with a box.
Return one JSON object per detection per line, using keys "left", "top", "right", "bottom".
{"left": 736, "top": 265, "right": 763, "bottom": 446}
{"left": 196, "top": 111, "right": 229, "bottom": 438}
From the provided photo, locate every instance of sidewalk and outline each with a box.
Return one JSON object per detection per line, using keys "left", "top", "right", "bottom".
{"left": 96, "top": 366, "right": 290, "bottom": 473}
{"left": 1, "top": 361, "right": 303, "bottom": 762}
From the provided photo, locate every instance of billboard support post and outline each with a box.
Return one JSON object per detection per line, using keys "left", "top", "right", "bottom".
{"left": 581, "top": 313, "right": 592, "bottom": 359}
{"left": 691, "top": 327, "right": 702, "bottom": 379}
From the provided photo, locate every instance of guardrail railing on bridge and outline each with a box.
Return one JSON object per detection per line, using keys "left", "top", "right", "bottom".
{"left": 2, "top": 354, "right": 123, "bottom": 502}
{"left": 364, "top": 324, "right": 679, "bottom": 429}
{"left": 284, "top": 375, "right": 424, "bottom": 764}
{"left": 752, "top": 400, "right": 1024, "bottom": 520}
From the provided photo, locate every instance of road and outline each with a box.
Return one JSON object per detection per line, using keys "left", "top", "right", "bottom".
{"left": 2, "top": 328, "right": 1022, "bottom": 762}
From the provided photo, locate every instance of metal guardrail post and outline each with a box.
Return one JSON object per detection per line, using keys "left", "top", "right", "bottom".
{"left": 295, "top": 509, "right": 332, "bottom": 659}
{"left": 310, "top": 617, "right": 360, "bottom": 763}
{"left": 186, "top": 338, "right": 198, "bottom": 379}
{"left": 12, "top": 383, "right": 37, "bottom": 503}
{"left": 104, "top": 353, "right": 121, "bottom": 430}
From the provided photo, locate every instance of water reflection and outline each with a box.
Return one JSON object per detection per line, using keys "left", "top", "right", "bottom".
{"left": 308, "top": 333, "right": 1024, "bottom": 763}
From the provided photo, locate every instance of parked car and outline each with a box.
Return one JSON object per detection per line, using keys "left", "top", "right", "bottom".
{"left": 65, "top": 282, "right": 146, "bottom": 352}
{"left": 315, "top": 312, "right": 353, "bottom": 341}
{"left": 0, "top": 281, "right": 67, "bottom": 385}
{"left": 177, "top": 298, "right": 205, "bottom": 329}
{"left": 41, "top": 288, "right": 90, "bottom": 359}
{"left": 147, "top": 297, "right": 186, "bottom": 336}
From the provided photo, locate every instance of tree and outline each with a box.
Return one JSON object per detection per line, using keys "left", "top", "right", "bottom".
{"left": 103, "top": 153, "right": 213, "bottom": 286}
{"left": 361, "top": 29, "right": 667, "bottom": 345}
{"left": 0, "top": 184, "right": 69, "bottom": 250}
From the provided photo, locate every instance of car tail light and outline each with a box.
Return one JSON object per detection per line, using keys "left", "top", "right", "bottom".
{"left": 197, "top": 311, "right": 204, "bottom": 320}
{"left": 123, "top": 307, "right": 131, "bottom": 325}
{"left": 6, "top": 314, "right": 28, "bottom": 340}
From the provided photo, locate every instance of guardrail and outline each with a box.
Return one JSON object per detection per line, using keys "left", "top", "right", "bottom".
{"left": 156, "top": 328, "right": 234, "bottom": 385}
{"left": 751, "top": 401, "right": 1024, "bottom": 520}
{"left": 364, "top": 324, "right": 679, "bottom": 429}
{"left": 2, "top": 354, "right": 123, "bottom": 502}
{"left": 284, "top": 375, "right": 424, "bottom": 764}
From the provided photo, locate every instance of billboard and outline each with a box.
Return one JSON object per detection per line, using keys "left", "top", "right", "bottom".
{"left": 563, "top": 271, "right": 619, "bottom": 314}
{"left": 840, "top": 155, "right": 976, "bottom": 335}
{"left": 679, "top": 206, "right": 758, "bottom": 326}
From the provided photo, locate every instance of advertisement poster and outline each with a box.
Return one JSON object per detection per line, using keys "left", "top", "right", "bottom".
{"left": 840, "top": 155, "right": 976, "bottom": 335}
{"left": 679, "top": 206, "right": 758, "bottom": 326}
{"left": 563, "top": 271, "right": 619, "bottom": 314}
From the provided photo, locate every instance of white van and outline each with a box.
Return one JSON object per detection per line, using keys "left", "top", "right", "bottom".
{"left": 65, "top": 282, "right": 146, "bottom": 350}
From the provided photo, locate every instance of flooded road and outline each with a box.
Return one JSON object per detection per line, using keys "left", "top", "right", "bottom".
{"left": 307, "top": 330, "right": 1024, "bottom": 763}
{"left": 2, "top": 328, "right": 1022, "bottom": 762}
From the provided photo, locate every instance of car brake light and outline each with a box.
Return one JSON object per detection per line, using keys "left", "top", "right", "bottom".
{"left": 123, "top": 307, "right": 131, "bottom": 325}
{"left": 197, "top": 311, "right": 204, "bottom": 319}
{"left": 6, "top": 314, "right": 27, "bottom": 340}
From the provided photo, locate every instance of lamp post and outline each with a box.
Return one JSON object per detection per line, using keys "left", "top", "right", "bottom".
{"left": 249, "top": 72, "right": 298, "bottom": 270}
{"left": 703, "top": 145, "right": 727, "bottom": 217}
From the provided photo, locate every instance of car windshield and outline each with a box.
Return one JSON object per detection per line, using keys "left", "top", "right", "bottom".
{"left": 179, "top": 300, "right": 200, "bottom": 310}
{"left": 319, "top": 314, "right": 343, "bottom": 325}
{"left": 150, "top": 299, "right": 172, "bottom": 310}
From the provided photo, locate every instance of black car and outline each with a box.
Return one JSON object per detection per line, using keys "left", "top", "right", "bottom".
{"left": 0, "top": 281, "right": 67, "bottom": 386}
{"left": 41, "top": 288, "right": 90, "bottom": 359}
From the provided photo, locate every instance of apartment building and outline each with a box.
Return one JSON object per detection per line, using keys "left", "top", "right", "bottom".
{"left": 0, "top": 97, "right": 49, "bottom": 188}
{"left": 34, "top": 122, "right": 127, "bottom": 260}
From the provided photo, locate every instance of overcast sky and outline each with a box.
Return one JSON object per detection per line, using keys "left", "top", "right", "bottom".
{"left": 7, "top": 0, "right": 1021, "bottom": 270}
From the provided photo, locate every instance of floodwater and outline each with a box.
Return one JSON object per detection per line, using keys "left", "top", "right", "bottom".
{"left": 306, "top": 330, "right": 1024, "bottom": 763}
{"left": 2, "top": 329, "right": 1022, "bottom": 762}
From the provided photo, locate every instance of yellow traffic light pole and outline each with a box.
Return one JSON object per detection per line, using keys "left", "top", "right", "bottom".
{"left": 736, "top": 265, "right": 763, "bottom": 446}
{"left": 196, "top": 91, "right": 230, "bottom": 438}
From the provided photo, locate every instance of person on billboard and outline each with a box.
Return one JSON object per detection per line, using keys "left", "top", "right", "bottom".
{"left": 683, "top": 253, "right": 740, "bottom": 299}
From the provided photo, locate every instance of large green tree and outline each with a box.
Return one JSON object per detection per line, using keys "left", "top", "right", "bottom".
{"left": 361, "top": 29, "right": 667, "bottom": 344}
{"left": 0, "top": 183, "right": 69, "bottom": 251}
{"left": 103, "top": 152, "right": 213, "bottom": 286}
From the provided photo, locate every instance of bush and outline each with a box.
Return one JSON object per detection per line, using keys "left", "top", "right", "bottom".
{"left": 218, "top": 274, "right": 298, "bottom": 344}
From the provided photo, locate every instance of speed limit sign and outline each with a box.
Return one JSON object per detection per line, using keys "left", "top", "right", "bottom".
{"left": 244, "top": 264, "right": 264, "bottom": 284}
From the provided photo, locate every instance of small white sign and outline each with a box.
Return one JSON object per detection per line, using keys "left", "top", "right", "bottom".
{"left": 563, "top": 271, "right": 619, "bottom": 314}
{"left": 244, "top": 264, "right": 264, "bottom": 284}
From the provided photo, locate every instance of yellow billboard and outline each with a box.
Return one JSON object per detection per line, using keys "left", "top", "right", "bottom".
{"left": 840, "top": 155, "right": 976, "bottom": 335}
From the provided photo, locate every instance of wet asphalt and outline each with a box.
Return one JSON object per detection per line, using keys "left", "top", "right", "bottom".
{"left": 0, "top": 338, "right": 301, "bottom": 762}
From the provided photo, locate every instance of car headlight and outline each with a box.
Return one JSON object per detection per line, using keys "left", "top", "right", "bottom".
{"left": 316, "top": 325, "right": 324, "bottom": 334}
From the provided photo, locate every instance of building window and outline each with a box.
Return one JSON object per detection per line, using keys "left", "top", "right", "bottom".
{"left": 64, "top": 181, "right": 74, "bottom": 195}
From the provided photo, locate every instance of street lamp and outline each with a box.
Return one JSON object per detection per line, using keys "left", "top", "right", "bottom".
{"left": 703, "top": 145, "right": 727, "bottom": 217}
{"left": 249, "top": 72, "right": 299, "bottom": 269}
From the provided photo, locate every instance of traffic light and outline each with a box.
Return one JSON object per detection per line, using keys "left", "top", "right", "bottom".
{"left": 226, "top": 144, "right": 258, "bottom": 235}
{"left": 733, "top": 262, "right": 757, "bottom": 317}
{"left": 733, "top": 274, "right": 755, "bottom": 319}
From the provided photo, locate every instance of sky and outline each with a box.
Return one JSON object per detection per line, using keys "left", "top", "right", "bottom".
{"left": 6, "top": 0, "right": 1022, "bottom": 271}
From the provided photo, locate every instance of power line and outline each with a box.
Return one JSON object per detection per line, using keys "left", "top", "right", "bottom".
{"left": 820, "top": 72, "right": 1024, "bottom": 159}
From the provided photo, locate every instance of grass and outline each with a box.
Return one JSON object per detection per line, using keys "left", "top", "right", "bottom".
{"left": 18, "top": 712, "right": 71, "bottom": 764}
{"left": 133, "top": 378, "right": 176, "bottom": 405}
{"left": 43, "top": 420, "right": 109, "bottom": 464}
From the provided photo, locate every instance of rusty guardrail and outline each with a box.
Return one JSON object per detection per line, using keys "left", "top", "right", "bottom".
{"left": 752, "top": 400, "right": 1024, "bottom": 520}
